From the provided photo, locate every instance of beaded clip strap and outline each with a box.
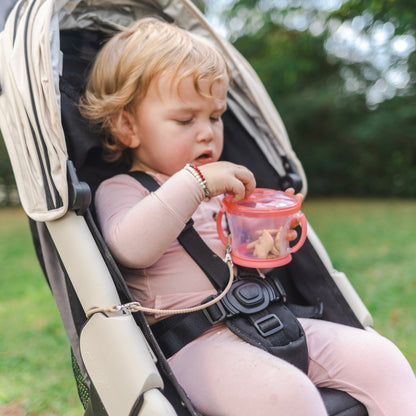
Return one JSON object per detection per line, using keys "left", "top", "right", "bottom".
{"left": 184, "top": 163, "right": 211, "bottom": 201}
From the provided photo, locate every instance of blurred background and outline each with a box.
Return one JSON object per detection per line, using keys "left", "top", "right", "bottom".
{"left": 204, "top": 0, "right": 416, "bottom": 198}
{"left": 1, "top": 1, "right": 416, "bottom": 415}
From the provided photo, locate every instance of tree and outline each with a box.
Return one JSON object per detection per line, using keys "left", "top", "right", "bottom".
{"left": 210, "top": 0, "right": 416, "bottom": 196}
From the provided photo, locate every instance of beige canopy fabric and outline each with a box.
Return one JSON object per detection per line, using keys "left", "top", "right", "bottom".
{"left": 0, "top": 0, "right": 307, "bottom": 222}
{"left": 0, "top": 0, "right": 68, "bottom": 221}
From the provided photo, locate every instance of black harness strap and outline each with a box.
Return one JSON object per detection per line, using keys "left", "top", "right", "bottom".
{"left": 178, "top": 224, "right": 229, "bottom": 292}
{"left": 148, "top": 311, "right": 214, "bottom": 359}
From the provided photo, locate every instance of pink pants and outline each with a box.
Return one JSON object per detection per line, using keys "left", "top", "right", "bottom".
{"left": 169, "top": 318, "right": 416, "bottom": 416}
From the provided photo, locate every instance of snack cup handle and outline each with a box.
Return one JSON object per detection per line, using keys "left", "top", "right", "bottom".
{"left": 289, "top": 213, "right": 307, "bottom": 254}
{"left": 216, "top": 209, "right": 228, "bottom": 244}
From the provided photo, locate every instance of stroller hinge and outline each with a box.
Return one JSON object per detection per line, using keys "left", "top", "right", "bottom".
{"left": 67, "top": 160, "right": 91, "bottom": 215}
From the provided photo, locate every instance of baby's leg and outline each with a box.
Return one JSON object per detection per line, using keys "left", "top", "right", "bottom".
{"left": 301, "top": 318, "right": 416, "bottom": 416}
{"left": 169, "top": 324, "right": 327, "bottom": 416}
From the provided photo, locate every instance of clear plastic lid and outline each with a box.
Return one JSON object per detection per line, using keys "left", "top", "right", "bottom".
{"left": 222, "top": 188, "right": 301, "bottom": 217}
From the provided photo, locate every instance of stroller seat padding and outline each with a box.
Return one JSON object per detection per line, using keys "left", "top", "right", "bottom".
{"left": 320, "top": 388, "right": 368, "bottom": 416}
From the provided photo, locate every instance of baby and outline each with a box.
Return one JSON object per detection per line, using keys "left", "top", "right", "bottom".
{"left": 81, "top": 17, "right": 416, "bottom": 416}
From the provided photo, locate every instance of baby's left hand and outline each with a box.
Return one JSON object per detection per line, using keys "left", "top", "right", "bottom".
{"left": 284, "top": 188, "right": 303, "bottom": 242}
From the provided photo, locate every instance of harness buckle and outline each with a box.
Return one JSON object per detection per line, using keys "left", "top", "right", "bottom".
{"left": 253, "top": 314, "right": 284, "bottom": 337}
{"left": 202, "top": 295, "right": 228, "bottom": 325}
{"left": 224, "top": 238, "right": 233, "bottom": 265}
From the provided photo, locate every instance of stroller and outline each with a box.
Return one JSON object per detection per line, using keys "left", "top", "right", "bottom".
{"left": 0, "top": 1, "right": 373, "bottom": 415}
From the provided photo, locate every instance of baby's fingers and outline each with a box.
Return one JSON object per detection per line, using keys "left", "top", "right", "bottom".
{"left": 286, "top": 215, "right": 302, "bottom": 241}
{"left": 228, "top": 179, "right": 248, "bottom": 202}
{"left": 236, "top": 169, "right": 256, "bottom": 199}
{"left": 286, "top": 229, "right": 298, "bottom": 242}
{"left": 288, "top": 216, "right": 301, "bottom": 229}
{"left": 285, "top": 187, "right": 303, "bottom": 202}
{"left": 227, "top": 166, "right": 256, "bottom": 202}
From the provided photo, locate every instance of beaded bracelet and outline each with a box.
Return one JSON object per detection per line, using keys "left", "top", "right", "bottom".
{"left": 184, "top": 163, "right": 211, "bottom": 201}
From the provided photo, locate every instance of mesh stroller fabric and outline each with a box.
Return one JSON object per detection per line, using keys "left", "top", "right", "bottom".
{"left": 0, "top": 1, "right": 371, "bottom": 415}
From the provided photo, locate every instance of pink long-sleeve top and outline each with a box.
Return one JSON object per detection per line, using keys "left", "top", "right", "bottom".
{"left": 95, "top": 168, "right": 224, "bottom": 316}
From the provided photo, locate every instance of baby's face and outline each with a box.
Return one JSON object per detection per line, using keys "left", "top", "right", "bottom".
{"left": 127, "top": 71, "right": 229, "bottom": 175}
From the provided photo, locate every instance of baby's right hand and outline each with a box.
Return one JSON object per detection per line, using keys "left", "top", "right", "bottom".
{"left": 199, "top": 161, "right": 256, "bottom": 202}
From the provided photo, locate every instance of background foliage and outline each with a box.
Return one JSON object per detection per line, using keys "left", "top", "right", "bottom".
{"left": 209, "top": 0, "right": 416, "bottom": 197}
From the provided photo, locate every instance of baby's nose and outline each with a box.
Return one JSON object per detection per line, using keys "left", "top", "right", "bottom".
{"left": 196, "top": 121, "right": 214, "bottom": 142}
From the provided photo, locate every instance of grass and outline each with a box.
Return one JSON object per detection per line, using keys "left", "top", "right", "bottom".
{"left": 0, "top": 208, "right": 82, "bottom": 416}
{"left": 0, "top": 200, "right": 415, "bottom": 414}
{"left": 302, "top": 197, "right": 416, "bottom": 370}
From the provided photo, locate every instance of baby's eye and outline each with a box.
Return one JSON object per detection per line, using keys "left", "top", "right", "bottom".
{"left": 210, "top": 115, "right": 222, "bottom": 122}
{"left": 176, "top": 118, "right": 193, "bottom": 125}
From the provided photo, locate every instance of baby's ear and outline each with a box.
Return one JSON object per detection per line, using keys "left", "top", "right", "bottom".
{"left": 111, "top": 110, "right": 140, "bottom": 148}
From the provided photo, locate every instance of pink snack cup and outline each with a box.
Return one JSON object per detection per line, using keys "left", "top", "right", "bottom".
{"left": 216, "top": 188, "right": 307, "bottom": 268}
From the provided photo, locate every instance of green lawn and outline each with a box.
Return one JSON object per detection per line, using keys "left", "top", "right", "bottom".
{"left": 0, "top": 208, "right": 82, "bottom": 416}
{"left": 302, "top": 198, "right": 416, "bottom": 370}
{"left": 0, "top": 200, "right": 415, "bottom": 415}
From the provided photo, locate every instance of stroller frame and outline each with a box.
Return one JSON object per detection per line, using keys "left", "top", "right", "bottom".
{"left": 0, "top": 1, "right": 372, "bottom": 415}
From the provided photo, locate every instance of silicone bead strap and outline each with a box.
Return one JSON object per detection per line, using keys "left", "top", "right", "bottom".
{"left": 184, "top": 163, "right": 211, "bottom": 201}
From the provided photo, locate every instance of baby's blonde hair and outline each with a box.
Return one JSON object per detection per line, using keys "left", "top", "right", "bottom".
{"left": 80, "top": 17, "right": 230, "bottom": 166}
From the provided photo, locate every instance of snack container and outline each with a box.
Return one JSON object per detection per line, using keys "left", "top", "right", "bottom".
{"left": 216, "top": 188, "right": 307, "bottom": 268}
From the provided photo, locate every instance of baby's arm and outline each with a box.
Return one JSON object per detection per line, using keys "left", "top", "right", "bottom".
{"left": 95, "top": 162, "right": 256, "bottom": 269}
{"left": 95, "top": 169, "right": 204, "bottom": 268}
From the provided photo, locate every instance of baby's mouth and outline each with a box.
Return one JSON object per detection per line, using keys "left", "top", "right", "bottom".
{"left": 195, "top": 152, "right": 213, "bottom": 164}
